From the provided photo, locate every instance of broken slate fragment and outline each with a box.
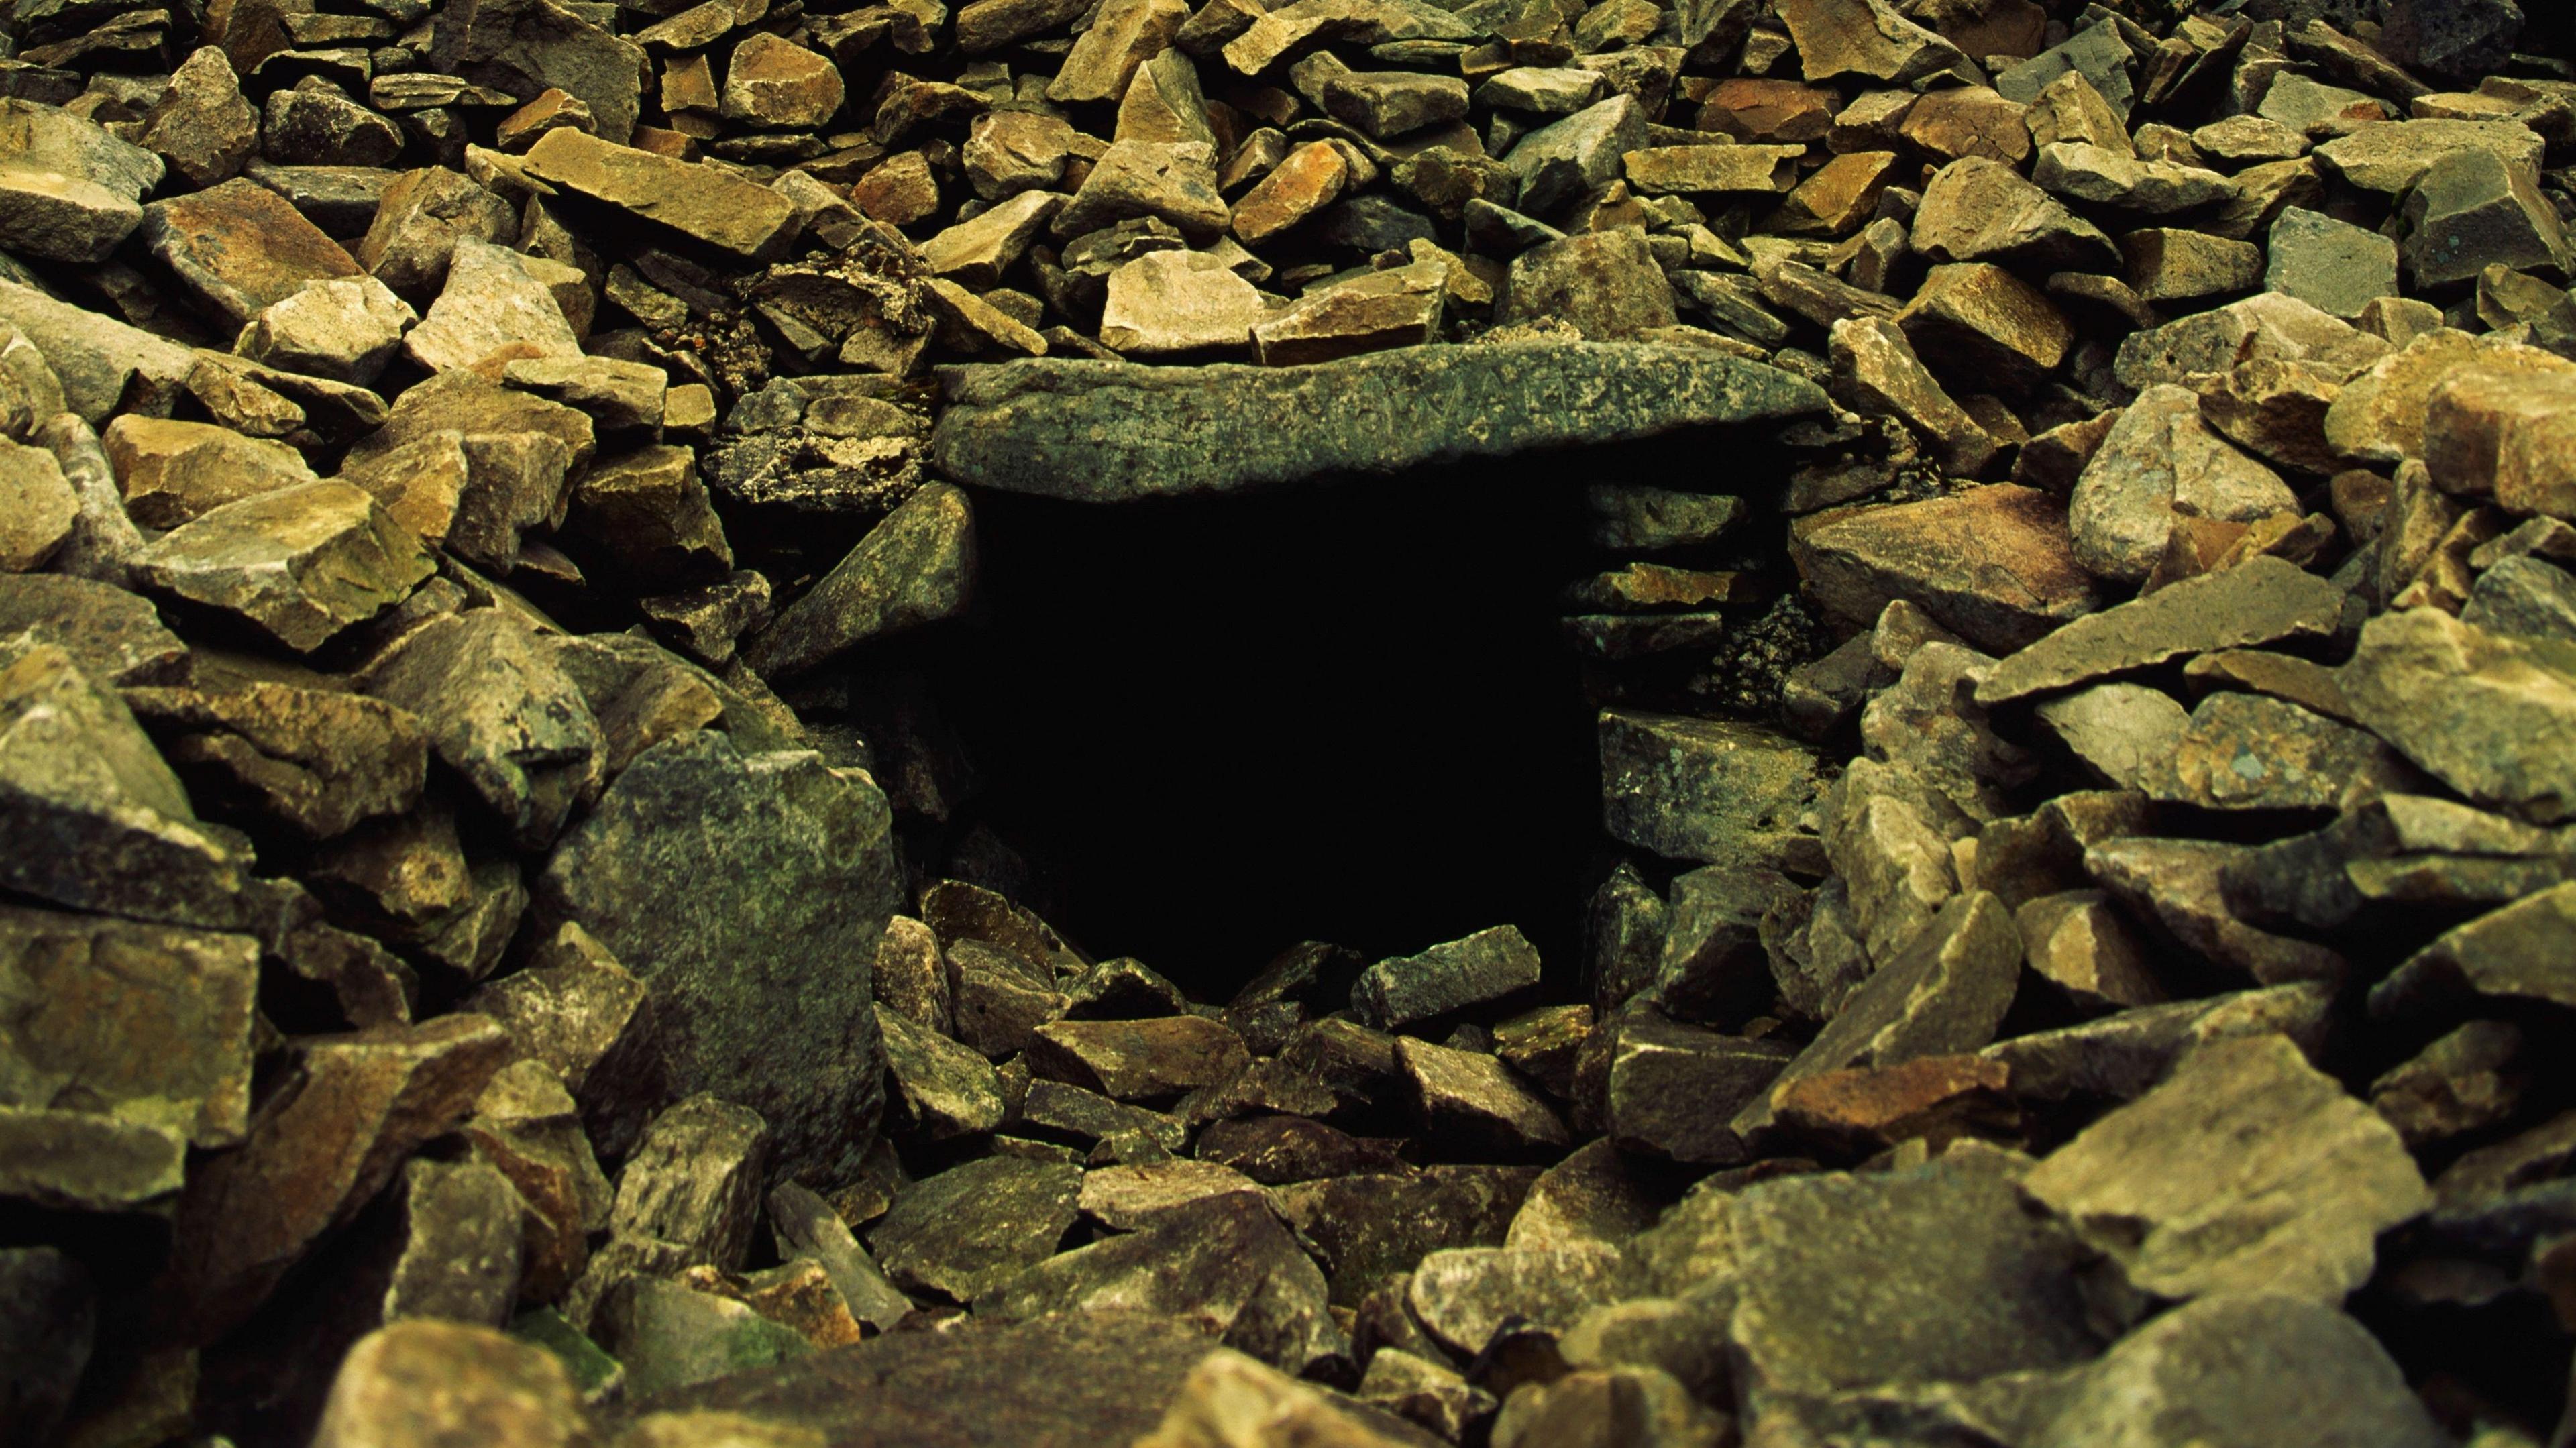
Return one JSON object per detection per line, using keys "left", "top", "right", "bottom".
{"left": 1398, "top": 1037, "right": 1570, "bottom": 1157}
{"left": 2339, "top": 608, "right": 2576, "bottom": 824}
{"left": 1978, "top": 557, "right": 2346, "bottom": 705}
{"left": 1352, "top": 925, "right": 1543, "bottom": 1029}
{"left": 1026, "top": 1017, "right": 1250, "bottom": 1101}
{"left": 1599, "top": 710, "right": 1824, "bottom": 870}
{"left": 867, "top": 1155, "right": 1081, "bottom": 1302}
{"left": 131, "top": 481, "right": 434, "bottom": 654}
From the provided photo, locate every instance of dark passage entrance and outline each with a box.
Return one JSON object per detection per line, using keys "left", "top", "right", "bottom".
{"left": 923, "top": 460, "right": 1605, "bottom": 999}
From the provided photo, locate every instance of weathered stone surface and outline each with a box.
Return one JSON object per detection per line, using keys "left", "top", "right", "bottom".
{"left": 0, "top": 99, "right": 163, "bottom": 264}
{"left": 127, "top": 676, "right": 429, "bottom": 838}
{"left": 2022, "top": 1032, "right": 2428, "bottom": 1303}
{"left": 359, "top": 609, "right": 601, "bottom": 850}
{"left": 934, "top": 341, "right": 1824, "bottom": 500}
{"left": 722, "top": 33, "right": 843, "bottom": 129}
{"left": 2422, "top": 363, "right": 2576, "bottom": 518}
{"left": 139, "top": 47, "right": 259, "bottom": 189}
{"left": 360, "top": 167, "right": 520, "bottom": 300}
{"left": 104, "top": 414, "right": 319, "bottom": 530}
{"left": 1097, "top": 249, "right": 1276, "bottom": 355}
{"left": 869, "top": 1155, "right": 1081, "bottom": 1301}
{"left": 1055, "top": 140, "right": 1231, "bottom": 241}
{"left": 1792, "top": 485, "right": 2098, "bottom": 653}
{"left": 1599, "top": 710, "right": 1823, "bottom": 869}
{"left": 1728, "top": 1149, "right": 2104, "bottom": 1398}
{"left": 139, "top": 178, "right": 364, "bottom": 331}
{"left": 2313, "top": 119, "right": 2544, "bottom": 197}
{"left": 311, "top": 1321, "right": 590, "bottom": 1448}
{"left": 743, "top": 481, "right": 972, "bottom": 679}
{"left": 1504, "top": 96, "right": 1645, "bottom": 217}
{"left": 1599, "top": 1013, "right": 1792, "bottom": 1164}
{"left": 1138, "top": 1349, "right": 1438, "bottom": 1448}
{"left": 0, "top": 437, "right": 76, "bottom": 572}
{"left": 1399, "top": 1037, "right": 1569, "bottom": 1155}
{"left": 2339, "top": 608, "right": 2576, "bottom": 823}
{"left": 131, "top": 481, "right": 433, "bottom": 654}
{"left": 538, "top": 731, "right": 899, "bottom": 1186}
{"left": 0, "top": 283, "right": 195, "bottom": 424}
{"left": 1351, "top": 925, "right": 1542, "bottom": 1029}
{"left": 239, "top": 276, "right": 418, "bottom": 388}
{"left": 404, "top": 239, "right": 582, "bottom": 374}
{"left": 2035, "top": 141, "right": 2234, "bottom": 215}
{"left": 431, "top": 0, "right": 647, "bottom": 144}
{"left": 1979, "top": 557, "right": 2346, "bottom": 704}
{"left": 876, "top": 1004, "right": 1004, "bottom": 1138}
{"left": 1407, "top": 1243, "right": 1625, "bottom": 1357}
{"left": 0, "top": 575, "right": 182, "bottom": 685}
{"left": 2398, "top": 146, "right": 2569, "bottom": 290}
{"left": 1914, "top": 156, "right": 2118, "bottom": 272}
{"left": 1028, "top": 1016, "right": 1248, "bottom": 1100}
{"left": 1778, "top": 0, "right": 1971, "bottom": 85}
{"left": 1499, "top": 230, "right": 1677, "bottom": 341}
{"left": 2369, "top": 880, "right": 2576, "bottom": 1023}
{"left": 2114, "top": 292, "right": 2390, "bottom": 394}
{"left": 2266, "top": 207, "right": 2399, "bottom": 321}
{"left": 2068, "top": 385, "right": 2298, "bottom": 586}
{"left": 1732, "top": 891, "right": 2019, "bottom": 1141}
{"left": 522, "top": 129, "right": 800, "bottom": 262}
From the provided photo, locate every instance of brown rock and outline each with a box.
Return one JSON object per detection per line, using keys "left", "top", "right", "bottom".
{"left": 1027, "top": 1017, "right": 1251, "bottom": 1101}
{"left": 1914, "top": 156, "right": 2118, "bottom": 272}
{"left": 722, "top": 32, "right": 844, "bottom": 128}
{"left": 311, "top": 1320, "right": 590, "bottom": 1448}
{"left": 1049, "top": 0, "right": 1189, "bottom": 105}
{"left": 1792, "top": 484, "right": 2099, "bottom": 653}
{"left": 138, "top": 178, "right": 365, "bottom": 329}
{"left": 1762, "top": 150, "right": 1900, "bottom": 237}
{"left": 1829, "top": 316, "right": 2000, "bottom": 477}
{"left": 2423, "top": 364, "right": 2576, "bottom": 520}
{"left": 1232, "top": 141, "right": 1348, "bottom": 245}
{"left": 1897, "top": 262, "right": 2071, "bottom": 394}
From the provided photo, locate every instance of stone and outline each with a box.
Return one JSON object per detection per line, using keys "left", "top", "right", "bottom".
{"left": 1913, "top": 156, "right": 2118, "bottom": 273}
{"left": 1728, "top": 1150, "right": 2106, "bottom": 1398}
{"left": 1407, "top": 1243, "right": 1625, "bottom": 1357}
{"left": 1791, "top": 485, "right": 2098, "bottom": 653}
{"left": 1231, "top": 142, "right": 1347, "bottom": 245}
{"left": 264, "top": 85, "right": 405, "bottom": 168}
{"left": 2370, "top": 880, "right": 2576, "bottom": 1025}
{"left": 595, "top": 1278, "right": 812, "bottom": 1398}
{"left": 1506, "top": 1137, "right": 1662, "bottom": 1251}
{"left": 1055, "top": 140, "right": 1232, "bottom": 241}
{"left": 2265, "top": 207, "right": 2399, "bottom": 321}
{"left": 0, "top": 1105, "right": 186, "bottom": 1213}
{"left": 431, "top": 0, "right": 647, "bottom": 144}
{"left": 1482, "top": 67, "right": 1604, "bottom": 116}
{"left": 1079, "top": 1160, "right": 1264, "bottom": 1229}
{"left": 1028, "top": 1017, "right": 1249, "bottom": 1100}
{"left": 310, "top": 1321, "right": 590, "bottom": 1448}
{"left": 2422, "top": 364, "right": 2576, "bottom": 518}
{"left": 403, "top": 239, "right": 582, "bottom": 374}
{"left": 0, "top": 99, "right": 164, "bottom": 264}
{"left": 140, "top": 47, "right": 259, "bottom": 188}
{"left": 2400, "top": 147, "right": 2569, "bottom": 290}
{"left": 868, "top": 1155, "right": 1081, "bottom": 1301}
{"left": 1731, "top": 891, "right": 2020, "bottom": 1141}
{"left": 1324, "top": 70, "right": 1468, "bottom": 140}
{"left": 2340, "top": 608, "right": 2576, "bottom": 823}
{"left": 522, "top": 129, "right": 800, "bottom": 262}
{"left": 1599, "top": 1013, "right": 1793, "bottom": 1164}
{"left": 1598, "top": 710, "right": 1823, "bottom": 869}
{"left": 1504, "top": 96, "right": 1646, "bottom": 218}
{"left": 2023, "top": 1033, "right": 2428, "bottom": 1303}
{"left": 1250, "top": 280, "right": 1442, "bottom": 367}
{"left": 2314, "top": 119, "right": 2545, "bottom": 197}
{"left": 1051, "top": 0, "right": 1189, "bottom": 104}
{"left": 0, "top": 438, "right": 76, "bottom": 572}
{"left": 1097, "top": 250, "right": 1277, "bottom": 355}
{"left": 2037, "top": 681, "right": 2186, "bottom": 790}
{"left": 2465, "top": 555, "right": 2576, "bottom": 642}
{"left": 2088, "top": 837, "right": 2349, "bottom": 986}
{"left": 1979, "top": 558, "right": 2345, "bottom": 705}
{"left": 1896, "top": 262, "right": 2072, "bottom": 396}
{"left": 1358, "top": 1349, "right": 1493, "bottom": 1441}
{"left": 2028, "top": 1294, "right": 2450, "bottom": 1448}
{"left": 1220, "top": 0, "right": 1476, "bottom": 74}
{"left": 768, "top": 1182, "right": 914, "bottom": 1332}
{"left": 139, "top": 178, "right": 364, "bottom": 331}
{"left": 359, "top": 167, "right": 520, "bottom": 299}
{"left": 1777, "top": 0, "right": 1973, "bottom": 85}
{"left": 1587, "top": 483, "right": 1742, "bottom": 551}
{"left": 0, "top": 292, "right": 170, "bottom": 427}
{"left": 127, "top": 676, "right": 429, "bottom": 838}
{"left": 1352, "top": 925, "right": 1544, "bottom": 1029}
{"left": 2135, "top": 691, "right": 2420, "bottom": 814}
{"left": 1399, "top": 1037, "right": 1568, "bottom": 1155}
{"left": 358, "top": 610, "right": 600, "bottom": 849}
{"left": 131, "top": 481, "right": 432, "bottom": 654}
{"left": 1137, "top": 1350, "right": 1435, "bottom": 1448}
{"left": 741, "top": 480, "right": 971, "bottom": 679}
{"left": 103, "top": 415, "right": 319, "bottom": 529}
{"left": 1829, "top": 317, "right": 1998, "bottom": 478}
{"left": 932, "top": 340, "right": 1825, "bottom": 501}
{"left": 0, "top": 575, "right": 183, "bottom": 685}
{"left": 2122, "top": 227, "right": 2264, "bottom": 304}
{"left": 948, "top": 940, "right": 1069, "bottom": 1058}
{"left": 922, "top": 192, "right": 1063, "bottom": 291}
{"left": 1763, "top": 150, "right": 1900, "bottom": 237}
{"left": 239, "top": 276, "right": 418, "bottom": 388}
{"left": 2371, "top": 1021, "right": 2526, "bottom": 1150}
{"left": 173, "top": 1016, "right": 512, "bottom": 1336}
{"left": 722, "top": 33, "right": 843, "bottom": 129}
{"left": 1623, "top": 144, "right": 1803, "bottom": 195}
{"left": 2068, "top": 384, "right": 2300, "bottom": 584}
{"left": 1496, "top": 231, "right": 1677, "bottom": 343}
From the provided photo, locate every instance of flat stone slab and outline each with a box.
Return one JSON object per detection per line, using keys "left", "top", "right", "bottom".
{"left": 929, "top": 340, "right": 1827, "bottom": 501}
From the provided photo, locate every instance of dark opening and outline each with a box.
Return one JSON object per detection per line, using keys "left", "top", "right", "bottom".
{"left": 918, "top": 459, "right": 1607, "bottom": 999}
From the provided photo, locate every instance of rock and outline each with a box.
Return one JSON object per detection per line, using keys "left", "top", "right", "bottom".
{"left": 1056, "top": 140, "right": 1232, "bottom": 241}
{"left": 0, "top": 99, "right": 164, "bottom": 264}
{"left": 1078, "top": 1160, "right": 1263, "bottom": 1229}
{"left": 1598, "top": 710, "right": 1825, "bottom": 869}
{"left": 608, "top": 1094, "right": 769, "bottom": 1272}
{"left": 139, "top": 47, "right": 259, "bottom": 188}
{"left": 983, "top": 1192, "right": 1346, "bottom": 1374}
{"left": 1220, "top": 0, "right": 1475, "bottom": 74}
{"left": 742, "top": 481, "right": 971, "bottom": 679}
{"left": 1097, "top": 249, "right": 1277, "bottom": 354}
{"left": 263, "top": 84, "right": 404, "bottom": 168}
{"left": 1829, "top": 317, "right": 2000, "bottom": 478}
{"left": 1506, "top": 1137, "right": 1663, "bottom": 1251}
{"left": 1358, "top": 1348, "right": 1494, "bottom": 1441}
{"left": 868, "top": 1155, "right": 1081, "bottom": 1301}
{"left": 537, "top": 731, "right": 900, "bottom": 1185}
{"left": 2022, "top": 1033, "right": 2428, "bottom": 1303}
{"left": 2089, "top": 836, "right": 2350, "bottom": 985}
{"left": 2122, "top": 227, "right": 2264, "bottom": 304}
{"left": 239, "top": 276, "right": 419, "bottom": 388}
{"left": 1727, "top": 1149, "right": 2106, "bottom": 1398}
{"left": 2369, "top": 880, "right": 2576, "bottom": 1021}
{"left": 521, "top": 129, "right": 800, "bottom": 262}
{"left": 2028, "top": 1294, "right": 2451, "bottom": 1448}
{"left": 1732, "top": 892, "right": 2020, "bottom": 1141}
{"left": 2398, "top": 146, "right": 2569, "bottom": 290}
{"left": 0, "top": 574, "right": 184, "bottom": 685}
{"left": 431, "top": 0, "right": 647, "bottom": 144}
{"left": 0, "top": 1105, "right": 187, "bottom": 1213}
{"left": 1598, "top": 1013, "right": 1794, "bottom": 1164}
{"left": 2068, "top": 385, "right": 2299, "bottom": 586}
{"left": 2265, "top": 207, "right": 2400, "bottom": 321}
{"left": 2422, "top": 363, "right": 2576, "bottom": 518}
{"left": 1028, "top": 1017, "right": 1249, "bottom": 1100}
{"left": 0, "top": 283, "right": 193, "bottom": 427}
{"left": 948, "top": 939, "right": 1069, "bottom": 1058}
{"left": 2381, "top": 0, "right": 2524, "bottom": 80}
{"left": 722, "top": 33, "right": 843, "bottom": 129}
{"left": 1399, "top": 1037, "right": 1570, "bottom": 1155}
{"left": 1623, "top": 144, "right": 1803, "bottom": 195}
{"left": 1791, "top": 485, "right": 2099, "bottom": 653}
{"left": 2313, "top": 119, "right": 2545, "bottom": 197}
{"left": 1324, "top": 70, "right": 1470, "bottom": 141}
{"left": 1587, "top": 483, "right": 1743, "bottom": 551}
{"left": 131, "top": 480, "right": 433, "bottom": 653}
{"left": 877, "top": 1005, "right": 1004, "bottom": 1139}
{"left": 2340, "top": 608, "right": 2576, "bottom": 823}
{"left": 1896, "top": 262, "right": 2072, "bottom": 396}
{"left": 1136, "top": 1349, "right": 1440, "bottom": 1448}
{"left": 358, "top": 610, "right": 601, "bottom": 849}
{"left": 0, "top": 437, "right": 76, "bottom": 572}
{"left": 1505, "top": 96, "right": 1646, "bottom": 217}
{"left": 1352, "top": 926, "right": 1543, "bottom": 1029}
{"left": 360, "top": 167, "right": 520, "bottom": 299}
{"left": 310, "top": 1321, "right": 590, "bottom": 1448}
{"left": 126, "top": 675, "right": 429, "bottom": 838}
{"left": 1777, "top": 0, "right": 1973, "bottom": 85}
{"left": 2370, "top": 1021, "right": 2526, "bottom": 1150}
{"left": 1913, "top": 157, "right": 2118, "bottom": 273}
{"left": 1050, "top": 0, "right": 1189, "bottom": 103}
{"left": 2465, "top": 555, "right": 2576, "bottom": 642}
{"left": 404, "top": 239, "right": 582, "bottom": 374}
{"left": 1979, "top": 557, "right": 2347, "bottom": 704}
{"left": 923, "top": 192, "right": 1064, "bottom": 290}
{"left": 2037, "top": 140, "right": 2234, "bottom": 215}
{"left": 1498, "top": 230, "right": 1678, "bottom": 341}
{"left": 767, "top": 1182, "right": 913, "bottom": 1332}
{"left": 1407, "top": 1243, "right": 1625, "bottom": 1357}
{"left": 103, "top": 414, "right": 319, "bottom": 529}
{"left": 932, "top": 341, "right": 1825, "bottom": 501}
{"left": 1251, "top": 276, "right": 1442, "bottom": 366}
{"left": 558, "top": 443, "right": 730, "bottom": 593}
{"left": 2114, "top": 292, "right": 2390, "bottom": 394}
{"left": 596, "top": 1277, "right": 813, "bottom": 1398}
{"left": 138, "top": 178, "right": 365, "bottom": 331}
{"left": 1232, "top": 141, "right": 1348, "bottom": 245}
{"left": 174, "top": 1015, "right": 512, "bottom": 1336}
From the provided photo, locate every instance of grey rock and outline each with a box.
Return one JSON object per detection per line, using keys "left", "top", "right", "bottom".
{"left": 2369, "top": 880, "right": 2576, "bottom": 1021}
{"left": 1599, "top": 710, "right": 1825, "bottom": 869}
{"left": 1497, "top": 229, "right": 1678, "bottom": 341}
{"left": 538, "top": 731, "right": 900, "bottom": 1186}
{"left": 2090, "top": 836, "right": 2349, "bottom": 986}
{"left": 868, "top": 1155, "right": 1081, "bottom": 1302}
{"left": 2034, "top": 142, "right": 2235, "bottom": 215}
{"left": 1053, "top": 140, "right": 1232, "bottom": 242}
{"left": 1406, "top": 1243, "right": 1626, "bottom": 1357}
{"left": 2022, "top": 1033, "right": 2428, "bottom": 1303}
{"left": 403, "top": 239, "right": 582, "bottom": 374}
{"left": 1397, "top": 1036, "right": 1570, "bottom": 1155}
{"left": 2463, "top": 555, "right": 2576, "bottom": 643}
{"left": 132, "top": 480, "right": 433, "bottom": 654}
{"left": 932, "top": 341, "right": 1823, "bottom": 501}
{"left": 1352, "top": 924, "right": 1542, "bottom": 1029}
{"left": 983, "top": 1192, "right": 1346, "bottom": 1374}
{"left": 310, "top": 1321, "right": 590, "bottom": 1448}
{"left": 2399, "top": 146, "right": 2569, "bottom": 290}
{"left": 767, "top": 1181, "right": 915, "bottom": 1333}
{"left": 125, "top": 675, "right": 430, "bottom": 839}
{"left": 1731, "top": 891, "right": 2019, "bottom": 1142}
{"left": 1597, "top": 1012, "right": 1793, "bottom": 1164}
{"left": 1270, "top": 1166, "right": 1533, "bottom": 1305}
{"left": 1982, "top": 983, "right": 2337, "bottom": 1105}
{"left": 2340, "top": 607, "right": 2576, "bottom": 823}
{"left": 0, "top": 1246, "right": 93, "bottom": 1442}
{"left": 1913, "top": 156, "right": 2118, "bottom": 274}
{"left": 0, "top": 436, "right": 74, "bottom": 572}
{"left": 596, "top": 1277, "right": 812, "bottom": 1398}
{"left": 879, "top": 1004, "right": 1005, "bottom": 1138}
{"left": 360, "top": 610, "right": 603, "bottom": 850}
{"left": 610, "top": 1094, "right": 769, "bottom": 1270}
{"left": 1727, "top": 1149, "right": 2106, "bottom": 1399}
{"left": 2381, "top": 0, "right": 2524, "bottom": 80}
{"left": 2131, "top": 691, "right": 2423, "bottom": 813}
{"left": 139, "top": 47, "right": 259, "bottom": 188}
{"left": 0, "top": 574, "right": 184, "bottom": 685}
{"left": 2068, "top": 385, "right": 2298, "bottom": 586}
{"left": 2114, "top": 292, "right": 2390, "bottom": 394}
{"left": 0, "top": 99, "right": 164, "bottom": 263}
{"left": 1978, "top": 557, "right": 2347, "bottom": 705}
{"left": 431, "top": 0, "right": 646, "bottom": 144}
{"left": 0, "top": 282, "right": 197, "bottom": 423}
{"left": 1503, "top": 95, "right": 1645, "bottom": 217}
{"left": 264, "top": 84, "right": 404, "bottom": 168}
{"left": 2266, "top": 207, "right": 2400, "bottom": 321}
{"left": 745, "top": 481, "right": 975, "bottom": 679}
{"left": 239, "top": 276, "right": 417, "bottom": 388}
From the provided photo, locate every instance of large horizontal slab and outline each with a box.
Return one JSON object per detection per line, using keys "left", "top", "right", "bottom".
{"left": 928, "top": 340, "right": 1829, "bottom": 501}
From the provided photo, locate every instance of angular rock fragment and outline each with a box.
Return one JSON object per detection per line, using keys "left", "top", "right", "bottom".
{"left": 1398, "top": 1038, "right": 1570, "bottom": 1156}
{"left": 868, "top": 1155, "right": 1081, "bottom": 1301}
{"left": 0, "top": 99, "right": 165, "bottom": 264}
{"left": 522, "top": 129, "right": 800, "bottom": 262}
{"left": 311, "top": 1321, "right": 590, "bottom": 1448}
{"left": 1979, "top": 557, "right": 2345, "bottom": 704}
{"left": 2339, "top": 608, "right": 2576, "bottom": 823}
{"left": 1352, "top": 925, "right": 1542, "bottom": 1030}
{"left": 1792, "top": 485, "right": 2098, "bottom": 653}
{"left": 139, "top": 178, "right": 365, "bottom": 331}
{"left": 1599, "top": 710, "right": 1823, "bottom": 869}
{"left": 404, "top": 239, "right": 583, "bottom": 374}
